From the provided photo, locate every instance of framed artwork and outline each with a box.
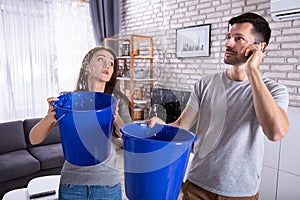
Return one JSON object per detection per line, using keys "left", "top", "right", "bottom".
{"left": 176, "top": 24, "right": 211, "bottom": 58}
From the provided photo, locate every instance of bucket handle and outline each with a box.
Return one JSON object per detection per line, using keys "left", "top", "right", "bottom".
{"left": 54, "top": 113, "right": 66, "bottom": 126}
{"left": 52, "top": 92, "right": 71, "bottom": 122}
{"left": 52, "top": 94, "right": 69, "bottom": 125}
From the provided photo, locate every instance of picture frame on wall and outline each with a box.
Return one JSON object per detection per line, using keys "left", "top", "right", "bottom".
{"left": 176, "top": 24, "right": 211, "bottom": 58}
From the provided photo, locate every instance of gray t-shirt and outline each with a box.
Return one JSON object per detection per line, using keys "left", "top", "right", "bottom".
{"left": 60, "top": 145, "right": 120, "bottom": 186}
{"left": 186, "top": 70, "right": 289, "bottom": 196}
{"left": 60, "top": 91, "right": 132, "bottom": 186}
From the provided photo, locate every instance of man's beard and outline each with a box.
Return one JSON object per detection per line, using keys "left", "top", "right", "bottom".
{"left": 224, "top": 48, "right": 248, "bottom": 66}
{"left": 224, "top": 57, "right": 246, "bottom": 66}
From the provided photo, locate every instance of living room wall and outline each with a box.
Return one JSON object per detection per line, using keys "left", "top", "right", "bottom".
{"left": 120, "top": 0, "right": 300, "bottom": 107}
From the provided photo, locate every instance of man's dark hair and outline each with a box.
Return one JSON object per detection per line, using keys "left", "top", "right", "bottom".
{"left": 229, "top": 12, "right": 271, "bottom": 45}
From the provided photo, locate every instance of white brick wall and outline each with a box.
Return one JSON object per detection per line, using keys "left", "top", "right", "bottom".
{"left": 120, "top": 0, "right": 300, "bottom": 107}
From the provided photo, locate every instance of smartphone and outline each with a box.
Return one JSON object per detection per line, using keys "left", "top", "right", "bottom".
{"left": 246, "top": 51, "right": 253, "bottom": 60}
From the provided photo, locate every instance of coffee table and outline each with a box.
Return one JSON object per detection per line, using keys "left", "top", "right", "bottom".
{"left": 2, "top": 188, "right": 29, "bottom": 200}
{"left": 2, "top": 175, "right": 60, "bottom": 200}
{"left": 27, "top": 175, "right": 60, "bottom": 200}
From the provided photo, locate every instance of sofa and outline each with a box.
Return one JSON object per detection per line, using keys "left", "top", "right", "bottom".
{"left": 0, "top": 118, "right": 64, "bottom": 198}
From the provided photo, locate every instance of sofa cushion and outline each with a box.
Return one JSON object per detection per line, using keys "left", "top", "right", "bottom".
{"left": 0, "top": 120, "right": 26, "bottom": 154}
{"left": 0, "top": 150, "right": 40, "bottom": 182}
{"left": 29, "top": 143, "right": 64, "bottom": 170}
{"left": 23, "top": 118, "right": 61, "bottom": 148}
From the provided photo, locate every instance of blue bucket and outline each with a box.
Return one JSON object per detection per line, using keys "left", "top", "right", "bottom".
{"left": 53, "top": 92, "right": 117, "bottom": 166}
{"left": 121, "top": 122, "right": 196, "bottom": 200}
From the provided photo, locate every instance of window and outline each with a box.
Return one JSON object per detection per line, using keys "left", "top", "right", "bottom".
{"left": 0, "top": 0, "right": 96, "bottom": 122}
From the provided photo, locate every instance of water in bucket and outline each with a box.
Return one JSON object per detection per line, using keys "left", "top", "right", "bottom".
{"left": 53, "top": 91, "right": 117, "bottom": 166}
{"left": 121, "top": 122, "right": 196, "bottom": 200}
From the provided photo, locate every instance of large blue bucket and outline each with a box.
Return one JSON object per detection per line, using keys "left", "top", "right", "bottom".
{"left": 53, "top": 92, "right": 117, "bottom": 166}
{"left": 121, "top": 122, "right": 196, "bottom": 200}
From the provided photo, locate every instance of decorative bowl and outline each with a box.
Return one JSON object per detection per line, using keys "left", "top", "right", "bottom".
{"left": 134, "top": 69, "right": 149, "bottom": 79}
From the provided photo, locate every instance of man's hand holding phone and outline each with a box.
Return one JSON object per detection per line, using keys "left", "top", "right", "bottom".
{"left": 241, "top": 42, "right": 265, "bottom": 75}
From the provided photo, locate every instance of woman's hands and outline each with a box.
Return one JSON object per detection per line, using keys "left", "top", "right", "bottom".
{"left": 29, "top": 96, "right": 59, "bottom": 145}
{"left": 45, "top": 97, "right": 59, "bottom": 126}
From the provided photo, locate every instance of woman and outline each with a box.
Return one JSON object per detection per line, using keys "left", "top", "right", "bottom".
{"left": 29, "top": 47, "right": 132, "bottom": 200}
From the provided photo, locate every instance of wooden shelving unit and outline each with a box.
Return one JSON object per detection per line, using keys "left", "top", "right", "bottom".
{"left": 104, "top": 34, "right": 155, "bottom": 119}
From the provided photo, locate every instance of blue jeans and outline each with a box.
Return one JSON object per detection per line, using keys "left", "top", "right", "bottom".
{"left": 59, "top": 183, "right": 122, "bottom": 200}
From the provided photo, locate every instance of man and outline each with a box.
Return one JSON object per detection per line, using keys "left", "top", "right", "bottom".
{"left": 148, "top": 12, "right": 289, "bottom": 199}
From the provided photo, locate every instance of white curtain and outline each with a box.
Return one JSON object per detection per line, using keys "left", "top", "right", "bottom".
{"left": 0, "top": 0, "right": 96, "bottom": 122}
